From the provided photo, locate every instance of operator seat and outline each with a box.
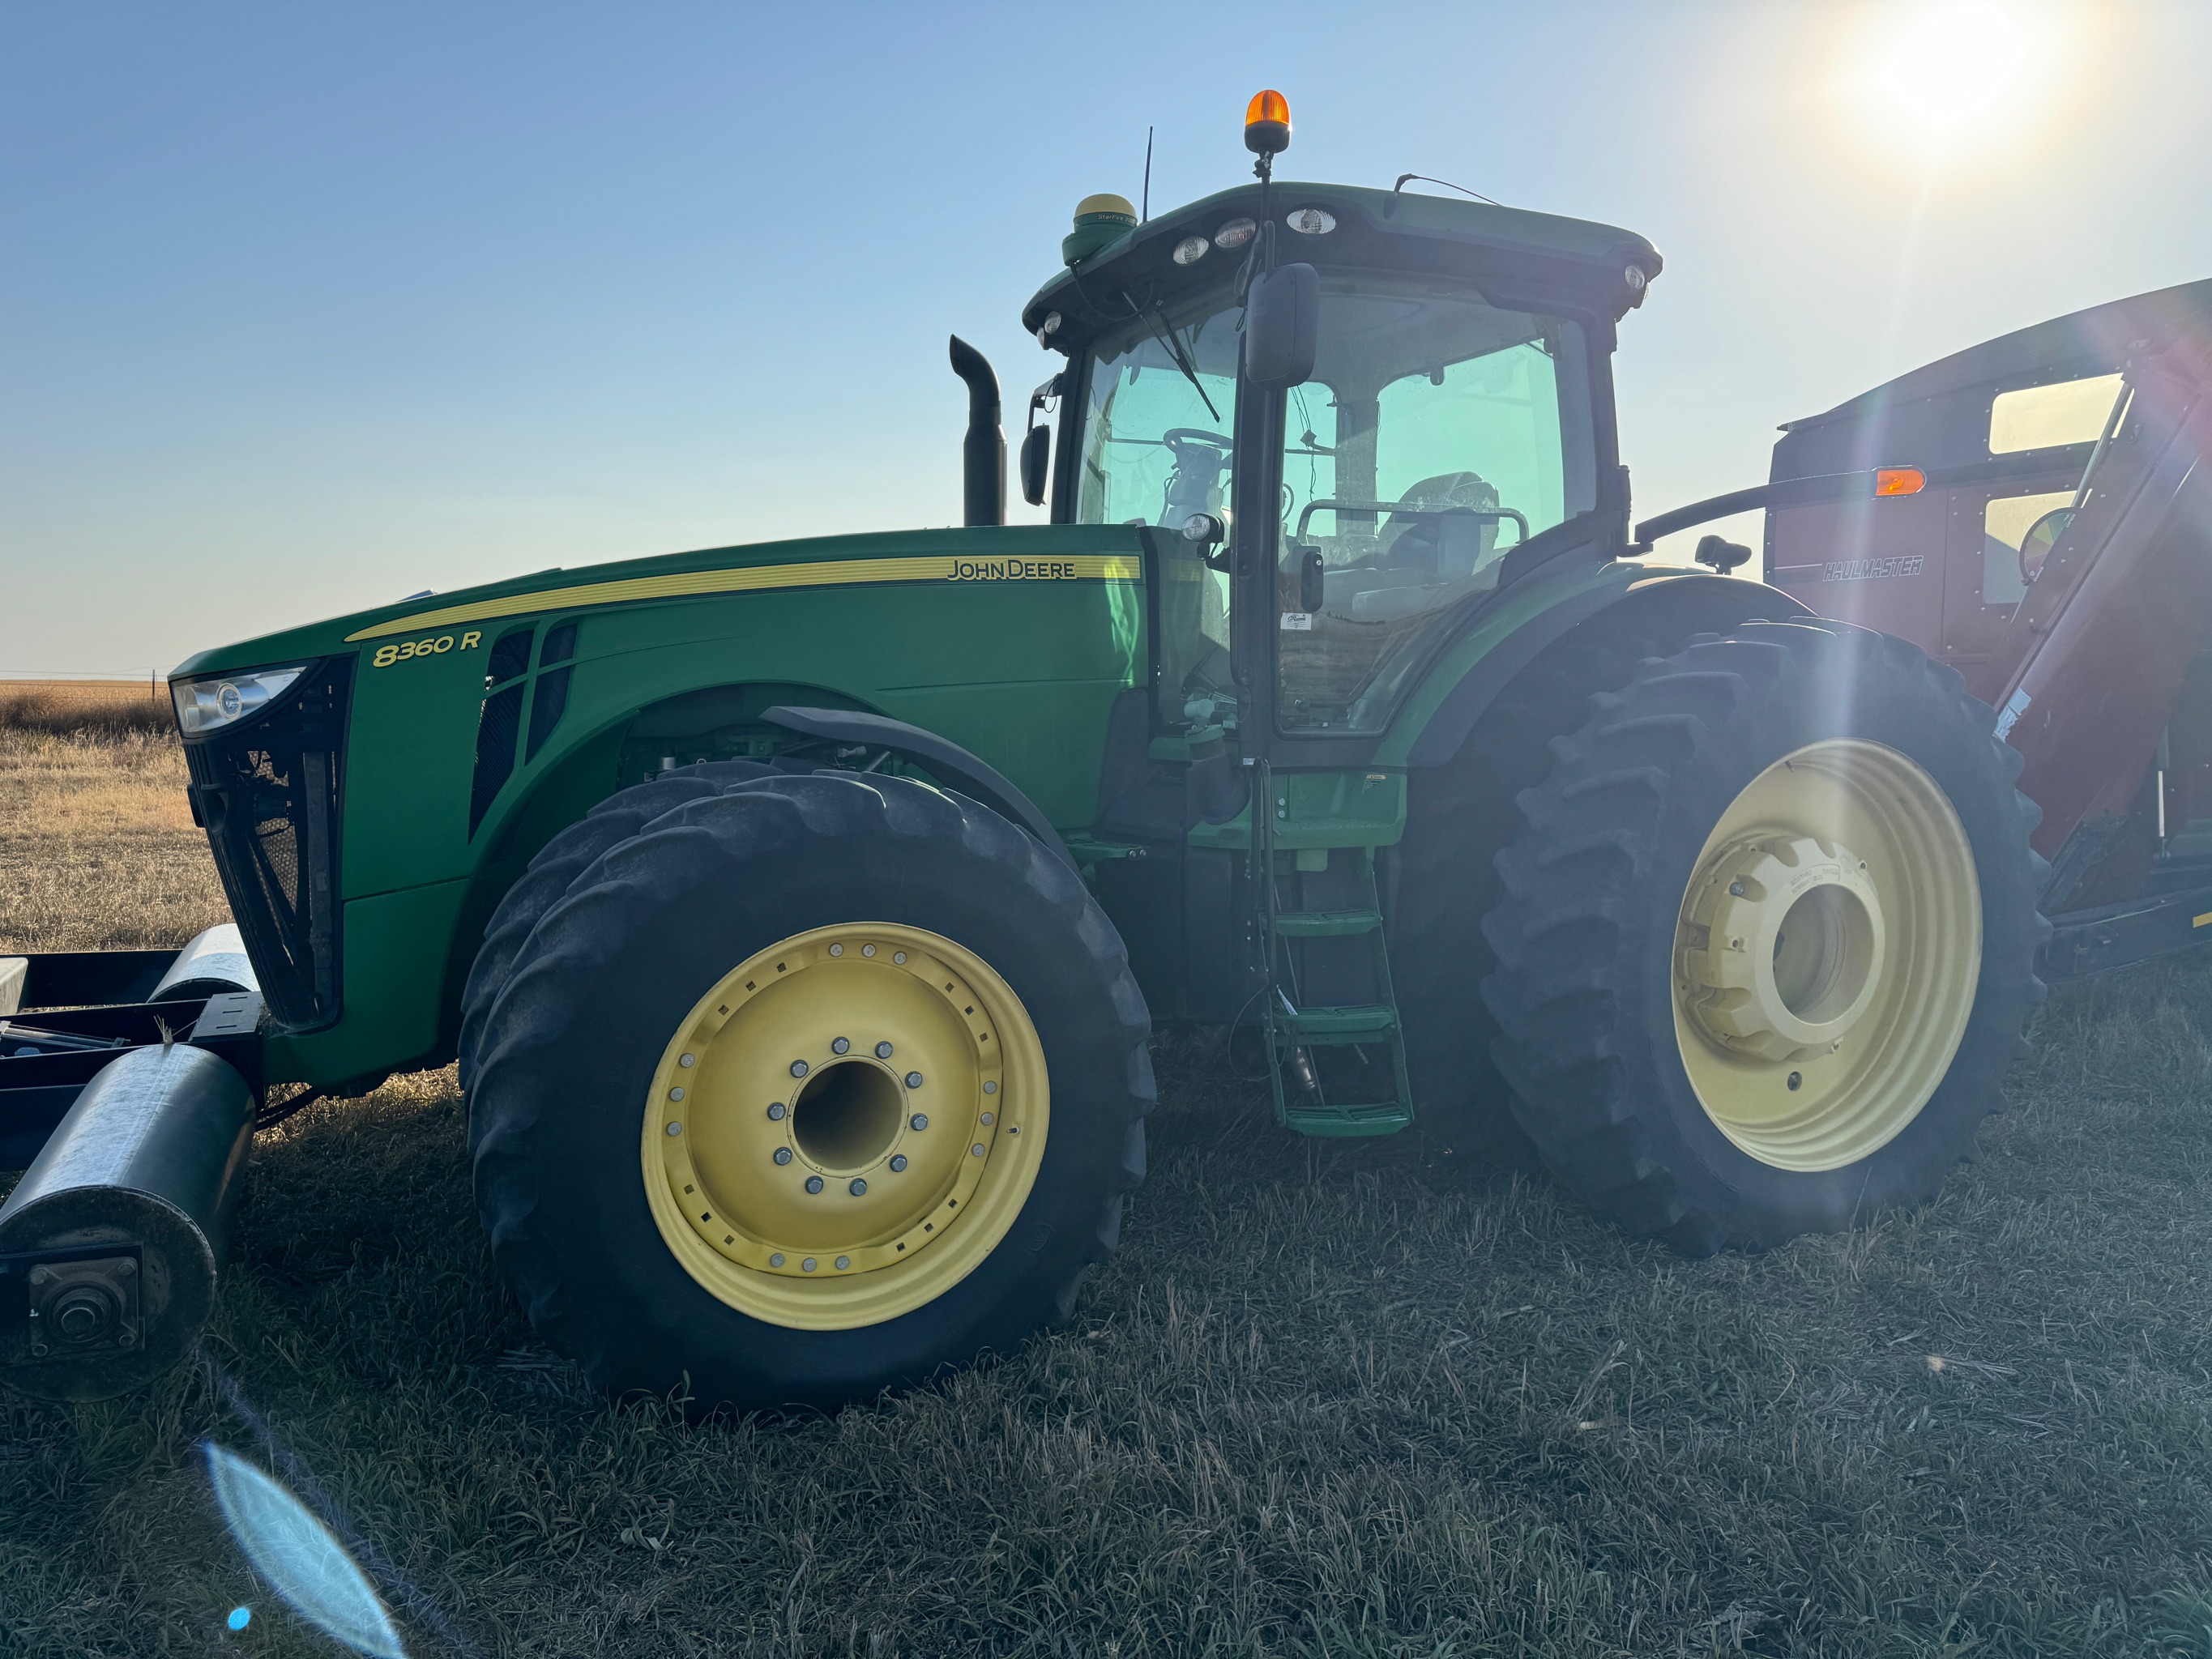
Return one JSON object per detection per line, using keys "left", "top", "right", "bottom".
{"left": 1378, "top": 471, "right": 1500, "bottom": 578}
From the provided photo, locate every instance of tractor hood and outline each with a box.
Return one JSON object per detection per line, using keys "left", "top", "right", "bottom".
{"left": 169, "top": 523, "right": 1149, "bottom": 683}
{"left": 1022, "top": 181, "right": 1662, "bottom": 352}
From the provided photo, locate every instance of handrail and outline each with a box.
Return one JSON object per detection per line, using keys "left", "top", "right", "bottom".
{"left": 1631, "top": 445, "right": 2102, "bottom": 550}
{"left": 1292, "top": 497, "right": 1531, "bottom": 545}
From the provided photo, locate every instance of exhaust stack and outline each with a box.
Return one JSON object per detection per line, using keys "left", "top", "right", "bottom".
{"left": 0, "top": 1043, "right": 253, "bottom": 1402}
{"left": 949, "top": 335, "right": 1006, "bottom": 527}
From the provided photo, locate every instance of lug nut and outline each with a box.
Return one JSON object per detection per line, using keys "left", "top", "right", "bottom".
{"left": 801, "top": 1257, "right": 818, "bottom": 1272}
{"left": 876, "top": 1042, "right": 894, "bottom": 1059}
{"left": 835, "top": 1256, "right": 851, "bottom": 1269}
{"left": 805, "top": 1175, "right": 824, "bottom": 1194}
{"left": 910, "top": 1113, "right": 929, "bottom": 1131}
{"left": 678, "top": 1053, "right": 695, "bottom": 1068}
{"left": 774, "top": 1148, "right": 793, "bottom": 1165}
{"left": 831, "top": 1037, "right": 850, "bottom": 1056}
{"left": 983, "top": 1081, "right": 997, "bottom": 1096}
{"left": 849, "top": 1179, "right": 868, "bottom": 1196}
{"left": 767, "top": 1102, "right": 787, "bottom": 1121}
{"left": 668, "top": 1086, "right": 685, "bottom": 1102}
{"left": 905, "top": 1072, "right": 924, "bottom": 1089}
{"left": 771, "top": 1252, "right": 786, "bottom": 1267}
{"left": 980, "top": 1112, "right": 994, "bottom": 1126}
{"left": 890, "top": 1154, "right": 907, "bottom": 1171}
{"left": 829, "top": 944, "right": 844, "bottom": 957}
{"left": 971, "top": 1143, "right": 986, "bottom": 1157}
{"left": 666, "top": 1122, "right": 683, "bottom": 1137}
{"left": 790, "top": 1060, "right": 809, "bottom": 1078}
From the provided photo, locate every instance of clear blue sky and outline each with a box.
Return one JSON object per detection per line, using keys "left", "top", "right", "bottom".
{"left": 4, "top": 1, "right": 2206, "bottom": 676}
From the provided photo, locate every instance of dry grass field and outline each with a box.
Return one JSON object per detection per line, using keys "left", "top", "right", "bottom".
{"left": 6, "top": 723, "right": 2212, "bottom": 1657}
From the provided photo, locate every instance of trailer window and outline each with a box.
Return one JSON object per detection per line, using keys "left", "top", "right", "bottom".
{"left": 1989, "top": 373, "right": 2123, "bottom": 454}
{"left": 1275, "top": 285, "right": 1595, "bottom": 732}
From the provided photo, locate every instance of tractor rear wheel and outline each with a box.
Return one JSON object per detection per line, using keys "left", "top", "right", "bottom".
{"left": 466, "top": 770, "right": 1151, "bottom": 1409}
{"left": 1393, "top": 629, "right": 1657, "bottom": 1163}
{"left": 1482, "top": 621, "right": 2046, "bottom": 1252}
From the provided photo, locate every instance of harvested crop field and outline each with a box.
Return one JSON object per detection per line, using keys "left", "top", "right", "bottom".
{"left": 0, "top": 678, "right": 176, "bottom": 741}
{"left": 6, "top": 729, "right": 2212, "bottom": 1657}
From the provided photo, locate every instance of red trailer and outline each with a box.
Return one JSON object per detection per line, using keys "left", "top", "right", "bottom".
{"left": 1642, "top": 279, "right": 2212, "bottom": 978}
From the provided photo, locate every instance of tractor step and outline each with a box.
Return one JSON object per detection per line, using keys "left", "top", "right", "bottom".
{"left": 1272, "top": 908, "right": 1383, "bottom": 938}
{"left": 1280, "top": 1100, "right": 1416, "bottom": 1137}
{"left": 1253, "top": 775, "right": 1417, "bottom": 1139}
{"left": 1274, "top": 1002, "right": 1399, "bottom": 1042}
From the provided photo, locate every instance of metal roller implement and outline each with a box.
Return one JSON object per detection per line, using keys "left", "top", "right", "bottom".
{"left": 0, "top": 1043, "right": 254, "bottom": 1402}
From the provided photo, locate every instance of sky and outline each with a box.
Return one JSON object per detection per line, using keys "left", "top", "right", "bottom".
{"left": 3, "top": 1, "right": 2208, "bottom": 677}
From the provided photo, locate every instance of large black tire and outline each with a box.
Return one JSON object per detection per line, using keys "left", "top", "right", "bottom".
{"left": 1393, "top": 629, "right": 1661, "bottom": 1163}
{"left": 455, "top": 761, "right": 774, "bottom": 1090}
{"left": 1482, "top": 621, "right": 2048, "bottom": 1253}
{"left": 466, "top": 770, "right": 1151, "bottom": 1410}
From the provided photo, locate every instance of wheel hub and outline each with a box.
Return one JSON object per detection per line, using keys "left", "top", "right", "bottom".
{"left": 1668, "top": 739, "right": 1983, "bottom": 1173}
{"left": 1680, "top": 834, "right": 1885, "bottom": 1061}
{"left": 640, "top": 923, "right": 1048, "bottom": 1329}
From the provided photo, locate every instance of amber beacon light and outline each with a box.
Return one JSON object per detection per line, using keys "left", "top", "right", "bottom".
{"left": 1245, "top": 89, "right": 1291, "bottom": 158}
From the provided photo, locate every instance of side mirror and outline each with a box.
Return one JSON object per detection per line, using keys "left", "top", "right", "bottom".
{"left": 1298, "top": 548, "right": 1325, "bottom": 612}
{"left": 1019, "top": 425, "right": 1050, "bottom": 507}
{"left": 2019, "top": 507, "right": 2074, "bottom": 584}
{"left": 1245, "top": 262, "right": 1318, "bottom": 389}
{"left": 1693, "top": 534, "right": 1753, "bottom": 574}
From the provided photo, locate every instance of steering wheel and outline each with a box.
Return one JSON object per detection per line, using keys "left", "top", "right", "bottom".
{"left": 1163, "top": 428, "right": 1232, "bottom": 450}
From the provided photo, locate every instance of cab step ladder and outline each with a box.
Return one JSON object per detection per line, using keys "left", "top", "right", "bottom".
{"left": 1256, "top": 763, "right": 1415, "bottom": 1137}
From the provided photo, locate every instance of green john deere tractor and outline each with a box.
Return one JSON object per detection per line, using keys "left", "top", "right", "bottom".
{"left": 1, "top": 96, "right": 2044, "bottom": 1409}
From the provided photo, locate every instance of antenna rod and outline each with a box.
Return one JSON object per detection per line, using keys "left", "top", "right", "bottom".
{"left": 1142, "top": 126, "right": 1153, "bottom": 220}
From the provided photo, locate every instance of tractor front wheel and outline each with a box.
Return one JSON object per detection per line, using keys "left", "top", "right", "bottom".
{"left": 1483, "top": 621, "right": 2046, "bottom": 1252}
{"left": 467, "top": 770, "right": 1151, "bottom": 1409}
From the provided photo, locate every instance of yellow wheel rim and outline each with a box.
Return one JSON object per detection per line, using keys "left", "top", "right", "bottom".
{"left": 1672, "top": 740, "right": 1981, "bottom": 1172}
{"left": 640, "top": 923, "right": 1049, "bottom": 1330}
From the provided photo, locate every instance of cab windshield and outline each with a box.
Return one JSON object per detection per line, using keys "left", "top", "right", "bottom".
{"left": 1277, "top": 284, "right": 1597, "bottom": 732}
{"left": 1077, "top": 296, "right": 1242, "bottom": 723}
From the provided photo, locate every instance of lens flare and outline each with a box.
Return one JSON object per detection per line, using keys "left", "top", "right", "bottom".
{"left": 203, "top": 1444, "right": 407, "bottom": 1658}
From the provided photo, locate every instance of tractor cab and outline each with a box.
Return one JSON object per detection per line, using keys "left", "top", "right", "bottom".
{"left": 1018, "top": 96, "right": 1659, "bottom": 760}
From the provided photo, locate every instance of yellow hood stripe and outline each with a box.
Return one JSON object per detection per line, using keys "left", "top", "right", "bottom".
{"left": 344, "top": 552, "right": 1144, "bottom": 642}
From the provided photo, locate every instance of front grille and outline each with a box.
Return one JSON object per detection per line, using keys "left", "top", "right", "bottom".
{"left": 185, "top": 659, "right": 353, "bottom": 1030}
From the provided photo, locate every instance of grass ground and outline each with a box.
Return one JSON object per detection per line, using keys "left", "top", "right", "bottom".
{"left": 5, "top": 729, "right": 2212, "bottom": 1657}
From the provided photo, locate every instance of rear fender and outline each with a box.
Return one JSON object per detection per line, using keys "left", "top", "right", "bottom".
{"left": 1382, "top": 568, "right": 1808, "bottom": 769}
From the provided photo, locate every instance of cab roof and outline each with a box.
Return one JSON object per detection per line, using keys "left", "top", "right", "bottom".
{"left": 1021, "top": 181, "right": 1662, "bottom": 346}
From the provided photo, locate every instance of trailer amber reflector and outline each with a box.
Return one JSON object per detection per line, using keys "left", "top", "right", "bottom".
{"left": 1874, "top": 467, "right": 1926, "bottom": 497}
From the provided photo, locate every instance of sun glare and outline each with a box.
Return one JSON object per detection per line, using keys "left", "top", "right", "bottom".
{"left": 1827, "top": 1, "right": 2091, "bottom": 180}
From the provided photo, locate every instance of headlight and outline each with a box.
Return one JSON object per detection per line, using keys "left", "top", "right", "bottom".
{"left": 172, "top": 666, "right": 307, "bottom": 736}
